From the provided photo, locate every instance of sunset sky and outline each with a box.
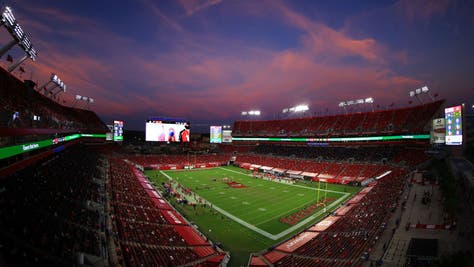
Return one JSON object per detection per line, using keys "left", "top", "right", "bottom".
{"left": 1, "top": 0, "right": 473, "bottom": 131}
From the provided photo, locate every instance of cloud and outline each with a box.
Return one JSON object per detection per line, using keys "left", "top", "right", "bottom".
{"left": 262, "top": 1, "right": 391, "bottom": 65}
{"left": 178, "top": 0, "right": 223, "bottom": 17}
{"left": 140, "top": 0, "right": 184, "bottom": 32}
{"left": 4, "top": 0, "right": 447, "bottom": 130}
{"left": 395, "top": 0, "right": 455, "bottom": 22}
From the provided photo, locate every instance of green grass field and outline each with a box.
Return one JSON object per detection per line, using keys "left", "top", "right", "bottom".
{"left": 146, "top": 166, "right": 359, "bottom": 266}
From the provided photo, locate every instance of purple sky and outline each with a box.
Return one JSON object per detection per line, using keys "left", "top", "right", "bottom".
{"left": 1, "top": 0, "right": 473, "bottom": 131}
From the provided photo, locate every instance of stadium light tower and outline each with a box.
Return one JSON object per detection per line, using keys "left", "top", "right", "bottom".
{"left": 73, "top": 94, "right": 94, "bottom": 109}
{"left": 38, "top": 73, "right": 67, "bottom": 99}
{"left": 282, "top": 104, "right": 309, "bottom": 118}
{"left": 293, "top": 104, "right": 309, "bottom": 112}
{"left": 338, "top": 101, "right": 347, "bottom": 114}
{"left": 73, "top": 95, "right": 82, "bottom": 107}
{"left": 86, "top": 97, "right": 94, "bottom": 110}
{"left": 0, "top": 6, "right": 37, "bottom": 73}
{"left": 409, "top": 85, "right": 433, "bottom": 104}
{"left": 338, "top": 97, "right": 375, "bottom": 113}
{"left": 241, "top": 110, "right": 261, "bottom": 119}
{"left": 365, "top": 97, "right": 375, "bottom": 111}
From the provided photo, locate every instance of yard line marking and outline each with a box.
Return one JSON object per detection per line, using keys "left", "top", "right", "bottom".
{"left": 218, "top": 167, "right": 346, "bottom": 194}
{"left": 253, "top": 199, "right": 314, "bottom": 227}
{"left": 160, "top": 169, "right": 352, "bottom": 240}
{"left": 273, "top": 192, "right": 350, "bottom": 239}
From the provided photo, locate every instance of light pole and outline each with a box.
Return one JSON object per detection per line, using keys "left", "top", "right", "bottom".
{"left": 1, "top": 6, "right": 37, "bottom": 72}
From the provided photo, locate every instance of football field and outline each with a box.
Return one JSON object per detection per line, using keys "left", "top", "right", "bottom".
{"left": 146, "top": 166, "right": 358, "bottom": 266}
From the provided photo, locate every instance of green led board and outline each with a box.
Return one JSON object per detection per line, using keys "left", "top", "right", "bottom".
{"left": 0, "top": 133, "right": 107, "bottom": 160}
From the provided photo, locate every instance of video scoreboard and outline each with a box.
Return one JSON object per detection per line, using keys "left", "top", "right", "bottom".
{"left": 113, "top": 120, "right": 124, "bottom": 141}
{"left": 146, "top": 118, "right": 190, "bottom": 142}
{"left": 444, "top": 105, "right": 462, "bottom": 145}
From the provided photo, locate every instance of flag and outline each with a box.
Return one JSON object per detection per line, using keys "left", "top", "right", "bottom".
{"left": 19, "top": 66, "right": 25, "bottom": 73}
{"left": 6, "top": 54, "right": 13, "bottom": 62}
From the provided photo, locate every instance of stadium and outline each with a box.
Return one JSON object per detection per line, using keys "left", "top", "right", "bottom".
{"left": 1, "top": 2, "right": 474, "bottom": 267}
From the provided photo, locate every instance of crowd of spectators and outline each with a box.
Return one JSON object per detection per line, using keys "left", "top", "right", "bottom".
{"left": 108, "top": 158, "right": 223, "bottom": 266}
{"left": 233, "top": 100, "right": 443, "bottom": 137}
{"left": 254, "top": 143, "right": 431, "bottom": 165}
{"left": 127, "top": 154, "right": 230, "bottom": 167}
{"left": 251, "top": 168, "right": 407, "bottom": 266}
{"left": 0, "top": 68, "right": 107, "bottom": 132}
{"left": 0, "top": 145, "right": 106, "bottom": 266}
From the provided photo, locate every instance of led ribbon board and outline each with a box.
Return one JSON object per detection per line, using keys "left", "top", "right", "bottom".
{"left": 0, "top": 133, "right": 106, "bottom": 160}
{"left": 232, "top": 134, "right": 430, "bottom": 142}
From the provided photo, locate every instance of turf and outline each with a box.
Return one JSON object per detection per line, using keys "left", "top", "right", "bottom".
{"left": 146, "top": 166, "right": 359, "bottom": 266}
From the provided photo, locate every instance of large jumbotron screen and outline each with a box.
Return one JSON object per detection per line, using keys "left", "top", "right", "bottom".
{"left": 210, "top": 126, "right": 222, "bottom": 143}
{"left": 146, "top": 118, "right": 190, "bottom": 142}
{"left": 444, "top": 105, "right": 462, "bottom": 145}
{"left": 113, "top": 120, "right": 124, "bottom": 141}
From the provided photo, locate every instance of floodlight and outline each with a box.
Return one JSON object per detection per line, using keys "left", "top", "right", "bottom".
{"left": 294, "top": 104, "right": 309, "bottom": 112}
{"left": 89, "top": 98, "right": 94, "bottom": 103}
{"left": 347, "top": 100, "right": 355, "bottom": 105}
{"left": 365, "top": 97, "right": 374, "bottom": 103}
{"left": 75, "top": 95, "right": 82, "bottom": 100}
{"left": 415, "top": 88, "right": 422, "bottom": 94}
{"left": 82, "top": 96, "right": 88, "bottom": 101}
{"left": 13, "top": 24, "right": 24, "bottom": 39}
{"left": 1, "top": 6, "right": 37, "bottom": 64}
{"left": 241, "top": 111, "right": 247, "bottom": 116}
{"left": 2, "top": 7, "right": 16, "bottom": 27}
{"left": 28, "top": 47, "right": 36, "bottom": 61}
{"left": 282, "top": 108, "right": 288, "bottom": 113}
{"left": 409, "top": 91, "right": 415, "bottom": 97}
{"left": 49, "top": 73, "right": 66, "bottom": 91}
{"left": 21, "top": 35, "right": 31, "bottom": 49}
{"left": 338, "top": 101, "right": 346, "bottom": 107}
{"left": 421, "top": 86, "right": 429, "bottom": 93}
{"left": 356, "top": 99, "right": 364, "bottom": 104}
